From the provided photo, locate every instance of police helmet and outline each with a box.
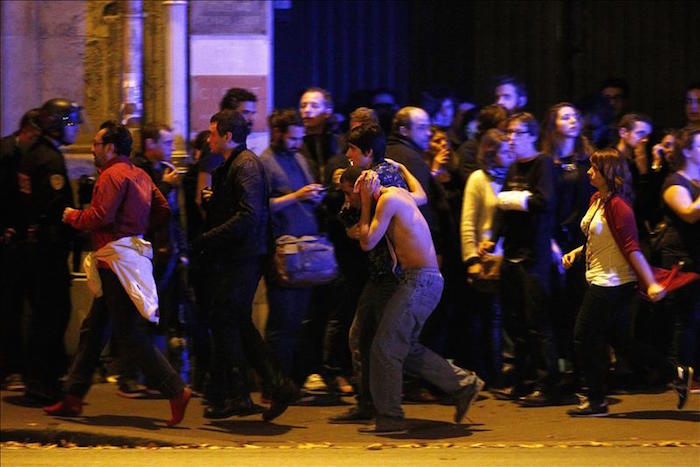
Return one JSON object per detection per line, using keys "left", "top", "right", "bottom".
{"left": 40, "top": 98, "right": 83, "bottom": 144}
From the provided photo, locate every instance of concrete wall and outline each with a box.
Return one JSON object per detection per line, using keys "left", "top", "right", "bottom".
{"left": 1, "top": 0, "right": 87, "bottom": 137}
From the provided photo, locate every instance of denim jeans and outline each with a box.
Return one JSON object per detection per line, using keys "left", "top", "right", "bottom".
{"left": 65, "top": 268, "right": 184, "bottom": 399}
{"left": 369, "top": 268, "right": 476, "bottom": 419}
{"left": 349, "top": 273, "right": 399, "bottom": 410}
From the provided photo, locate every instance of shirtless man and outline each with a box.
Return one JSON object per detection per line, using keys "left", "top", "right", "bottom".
{"left": 339, "top": 166, "right": 484, "bottom": 435}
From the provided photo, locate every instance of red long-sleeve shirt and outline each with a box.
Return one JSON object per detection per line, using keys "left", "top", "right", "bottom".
{"left": 65, "top": 155, "right": 170, "bottom": 251}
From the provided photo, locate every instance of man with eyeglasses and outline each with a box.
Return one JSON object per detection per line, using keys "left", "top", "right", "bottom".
{"left": 13, "top": 98, "right": 82, "bottom": 404}
{"left": 45, "top": 121, "right": 191, "bottom": 425}
{"left": 487, "top": 112, "right": 563, "bottom": 407}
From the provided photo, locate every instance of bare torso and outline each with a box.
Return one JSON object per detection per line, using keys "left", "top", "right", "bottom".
{"left": 380, "top": 187, "right": 438, "bottom": 269}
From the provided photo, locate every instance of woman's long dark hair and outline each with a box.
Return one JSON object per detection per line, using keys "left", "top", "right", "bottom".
{"left": 541, "top": 102, "right": 593, "bottom": 162}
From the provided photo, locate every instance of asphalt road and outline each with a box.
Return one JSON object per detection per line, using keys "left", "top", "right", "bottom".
{"left": 1, "top": 382, "right": 699, "bottom": 465}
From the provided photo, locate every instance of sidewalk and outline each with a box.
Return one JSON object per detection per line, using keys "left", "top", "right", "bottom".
{"left": 2, "top": 382, "right": 698, "bottom": 448}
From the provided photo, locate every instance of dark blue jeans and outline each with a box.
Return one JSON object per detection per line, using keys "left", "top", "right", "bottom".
{"left": 65, "top": 268, "right": 184, "bottom": 398}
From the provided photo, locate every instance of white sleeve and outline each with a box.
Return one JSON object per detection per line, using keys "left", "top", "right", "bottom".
{"left": 497, "top": 190, "right": 531, "bottom": 211}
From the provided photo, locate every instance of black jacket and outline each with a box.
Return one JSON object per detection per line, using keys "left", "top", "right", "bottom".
{"left": 195, "top": 144, "right": 269, "bottom": 261}
{"left": 16, "top": 135, "right": 74, "bottom": 247}
{"left": 385, "top": 135, "right": 448, "bottom": 254}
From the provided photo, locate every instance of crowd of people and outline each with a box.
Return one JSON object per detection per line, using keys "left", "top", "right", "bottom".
{"left": 1, "top": 76, "right": 698, "bottom": 433}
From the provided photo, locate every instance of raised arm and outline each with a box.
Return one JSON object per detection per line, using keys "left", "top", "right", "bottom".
{"left": 358, "top": 174, "right": 394, "bottom": 251}
{"left": 385, "top": 158, "right": 427, "bottom": 206}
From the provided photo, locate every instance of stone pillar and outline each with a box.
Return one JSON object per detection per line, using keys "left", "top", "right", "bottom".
{"left": 121, "top": 0, "right": 144, "bottom": 128}
{"left": 163, "top": 0, "right": 189, "bottom": 156}
{"left": 0, "top": 1, "right": 38, "bottom": 135}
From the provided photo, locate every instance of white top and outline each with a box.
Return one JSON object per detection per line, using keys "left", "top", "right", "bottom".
{"left": 461, "top": 169, "right": 504, "bottom": 262}
{"left": 581, "top": 199, "right": 636, "bottom": 287}
{"left": 84, "top": 236, "right": 159, "bottom": 323}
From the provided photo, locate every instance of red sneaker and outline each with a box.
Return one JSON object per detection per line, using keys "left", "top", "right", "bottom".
{"left": 43, "top": 395, "right": 83, "bottom": 417}
{"left": 167, "top": 387, "right": 191, "bottom": 427}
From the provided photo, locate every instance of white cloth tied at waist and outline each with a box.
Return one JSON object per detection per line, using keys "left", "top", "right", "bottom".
{"left": 84, "top": 236, "right": 159, "bottom": 324}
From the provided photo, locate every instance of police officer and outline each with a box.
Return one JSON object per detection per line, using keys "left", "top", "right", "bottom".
{"left": 16, "top": 98, "right": 82, "bottom": 403}
{"left": 0, "top": 109, "right": 42, "bottom": 390}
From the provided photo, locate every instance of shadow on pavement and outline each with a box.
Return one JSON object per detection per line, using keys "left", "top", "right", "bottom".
{"left": 292, "top": 394, "right": 353, "bottom": 407}
{"left": 607, "top": 410, "right": 699, "bottom": 422}
{"left": 62, "top": 414, "right": 166, "bottom": 431}
{"left": 371, "top": 418, "right": 485, "bottom": 440}
{"left": 2, "top": 394, "right": 71, "bottom": 408}
{"left": 203, "top": 419, "right": 299, "bottom": 436}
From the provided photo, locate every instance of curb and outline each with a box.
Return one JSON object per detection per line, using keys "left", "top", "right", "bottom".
{"left": 1, "top": 429, "right": 174, "bottom": 448}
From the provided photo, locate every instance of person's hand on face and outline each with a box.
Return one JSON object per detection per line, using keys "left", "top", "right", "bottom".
{"left": 633, "top": 138, "right": 649, "bottom": 175}
{"left": 357, "top": 170, "right": 378, "bottom": 201}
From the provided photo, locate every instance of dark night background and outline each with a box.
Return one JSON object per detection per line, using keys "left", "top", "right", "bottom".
{"left": 274, "top": 0, "right": 699, "bottom": 129}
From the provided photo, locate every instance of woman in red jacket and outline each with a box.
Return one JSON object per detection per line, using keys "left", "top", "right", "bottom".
{"left": 562, "top": 148, "right": 693, "bottom": 416}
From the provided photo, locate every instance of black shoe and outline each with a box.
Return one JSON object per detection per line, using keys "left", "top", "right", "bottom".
{"left": 358, "top": 416, "right": 408, "bottom": 435}
{"left": 673, "top": 366, "right": 694, "bottom": 410}
{"left": 567, "top": 398, "right": 609, "bottom": 417}
{"left": 519, "top": 389, "right": 576, "bottom": 407}
{"left": 329, "top": 406, "right": 374, "bottom": 424}
{"left": 263, "top": 380, "right": 301, "bottom": 422}
{"left": 490, "top": 384, "right": 530, "bottom": 401}
{"left": 454, "top": 377, "right": 485, "bottom": 423}
{"left": 204, "top": 395, "right": 263, "bottom": 419}
{"left": 116, "top": 381, "right": 146, "bottom": 399}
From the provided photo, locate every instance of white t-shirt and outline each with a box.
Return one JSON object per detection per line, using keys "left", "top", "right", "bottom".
{"left": 581, "top": 199, "right": 637, "bottom": 287}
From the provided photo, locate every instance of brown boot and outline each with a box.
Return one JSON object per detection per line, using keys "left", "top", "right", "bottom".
{"left": 43, "top": 394, "right": 83, "bottom": 417}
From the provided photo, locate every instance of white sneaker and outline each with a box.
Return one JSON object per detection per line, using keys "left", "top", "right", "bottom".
{"left": 303, "top": 374, "right": 327, "bottom": 392}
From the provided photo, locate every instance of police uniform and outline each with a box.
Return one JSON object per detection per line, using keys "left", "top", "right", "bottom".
{"left": 0, "top": 132, "right": 25, "bottom": 381}
{"left": 16, "top": 134, "right": 74, "bottom": 401}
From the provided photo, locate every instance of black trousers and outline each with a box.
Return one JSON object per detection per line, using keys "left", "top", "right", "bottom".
{"left": 500, "top": 260, "right": 558, "bottom": 391}
{"left": 21, "top": 243, "right": 71, "bottom": 396}
{"left": 574, "top": 282, "right": 676, "bottom": 403}
{"left": 204, "top": 256, "right": 285, "bottom": 403}
{"left": 65, "top": 268, "right": 184, "bottom": 399}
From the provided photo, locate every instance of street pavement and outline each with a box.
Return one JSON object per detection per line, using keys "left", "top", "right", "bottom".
{"left": 1, "top": 382, "right": 698, "bottom": 452}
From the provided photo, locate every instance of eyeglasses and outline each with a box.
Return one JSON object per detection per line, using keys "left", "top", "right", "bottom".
{"left": 505, "top": 129, "right": 529, "bottom": 136}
